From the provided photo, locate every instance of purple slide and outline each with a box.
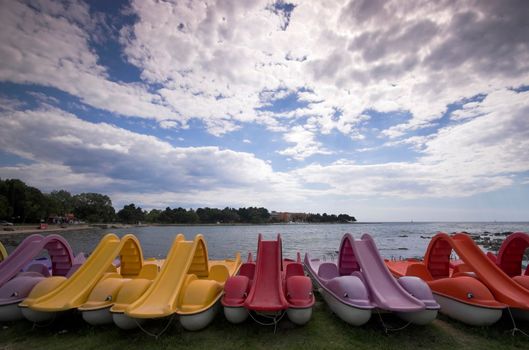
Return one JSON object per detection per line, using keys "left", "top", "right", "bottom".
{"left": 305, "top": 233, "right": 439, "bottom": 326}
{"left": 351, "top": 234, "right": 427, "bottom": 311}
{"left": 0, "top": 234, "right": 83, "bottom": 322}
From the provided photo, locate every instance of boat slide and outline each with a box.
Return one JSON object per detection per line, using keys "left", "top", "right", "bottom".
{"left": 0, "top": 241, "right": 7, "bottom": 262}
{"left": 305, "top": 234, "right": 439, "bottom": 326}
{"left": 487, "top": 232, "right": 529, "bottom": 281}
{"left": 19, "top": 233, "right": 159, "bottom": 323}
{"left": 222, "top": 234, "right": 314, "bottom": 326}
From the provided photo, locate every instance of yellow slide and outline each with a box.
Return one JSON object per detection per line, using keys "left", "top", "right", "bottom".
{"left": 19, "top": 233, "right": 155, "bottom": 323}
{"left": 115, "top": 234, "right": 240, "bottom": 331}
{"left": 0, "top": 241, "right": 7, "bottom": 261}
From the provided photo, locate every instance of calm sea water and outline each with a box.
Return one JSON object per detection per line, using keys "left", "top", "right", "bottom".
{"left": 2, "top": 222, "right": 529, "bottom": 261}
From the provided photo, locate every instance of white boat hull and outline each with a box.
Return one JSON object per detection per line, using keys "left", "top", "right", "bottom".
{"left": 287, "top": 307, "right": 312, "bottom": 325}
{"left": 319, "top": 287, "right": 371, "bottom": 326}
{"left": 180, "top": 303, "right": 219, "bottom": 331}
{"left": 0, "top": 303, "right": 24, "bottom": 322}
{"left": 21, "top": 307, "right": 56, "bottom": 323}
{"left": 82, "top": 307, "right": 113, "bottom": 326}
{"left": 434, "top": 294, "right": 502, "bottom": 326}
{"left": 224, "top": 306, "right": 249, "bottom": 324}
{"left": 396, "top": 309, "right": 438, "bottom": 325}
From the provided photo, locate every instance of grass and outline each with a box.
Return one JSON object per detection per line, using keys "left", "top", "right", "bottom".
{"left": 2, "top": 295, "right": 529, "bottom": 350}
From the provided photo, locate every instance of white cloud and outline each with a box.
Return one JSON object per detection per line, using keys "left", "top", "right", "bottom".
{"left": 2, "top": 0, "right": 528, "bottom": 157}
{"left": 0, "top": 105, "right": 307, "bottom": 207}
{"left": 159, "top": 120, "right": 179, "bottom": 129}
{"left": 0, "top": 90, "right": 528, "bottom": 218}
{"left": 0, "top": 0, "right": 178, "bottom": 121}
{"left": 294, "top": 89, "right": 529, "bottom": 198}
{"left": 115, "top": 0, "right": 529, "bottom": 150}
{"left": 278, "top": 125, "right": 332, "bottom": 160}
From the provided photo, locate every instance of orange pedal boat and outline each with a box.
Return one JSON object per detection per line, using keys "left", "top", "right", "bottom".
{"left": 385, "top": 232, "right": 529, "bottom": 325}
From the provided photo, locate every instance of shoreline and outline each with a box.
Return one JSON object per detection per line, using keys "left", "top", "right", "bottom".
{"left": 0, "top": 223, "right": 132, "bottom": 236}
{"left": 0, "top": 222, "right": 358, "bottom": 235}
{"left": 2, "top": 220, "right": 528, "bottom": 236}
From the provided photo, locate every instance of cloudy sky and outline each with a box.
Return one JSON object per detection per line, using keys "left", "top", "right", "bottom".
{"left": 0, "top": 0, "right": 528, "bottom": 221}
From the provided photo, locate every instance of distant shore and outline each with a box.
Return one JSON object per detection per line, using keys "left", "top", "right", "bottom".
{"left": 0, "top": 223, "right": 133, "bottom": 236}
{"left": 0, "top": 221, "right": 360, "bottom": 235}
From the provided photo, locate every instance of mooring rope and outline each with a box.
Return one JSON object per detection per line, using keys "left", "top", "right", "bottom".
{"left": 376, "top": 309, "right": 412, "bottom": 334}
{"left": 135, "top": 314, "right": 175, "bottom": 339}
{"left": 250, "top": 310, "right": 286, "bottom": 333}
{"left": 506, "top": 307, "right": 529, "bottom": 337}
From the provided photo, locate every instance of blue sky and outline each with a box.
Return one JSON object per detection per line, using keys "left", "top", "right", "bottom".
{"left": 1, "top": 0, "right": 529, "bottom": 221}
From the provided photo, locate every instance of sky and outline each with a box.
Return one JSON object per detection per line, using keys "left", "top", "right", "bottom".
{"left": 0, "top": 0, "right": 529, "bottom": 221}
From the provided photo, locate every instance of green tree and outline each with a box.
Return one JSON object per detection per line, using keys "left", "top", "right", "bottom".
{"left": 23, "top": 186, "right": 47, "bottom": 222}
{"left": 0, "top": 179, "right": 47, "bottom": 223}
{"left": 72, "top": 193, "right": 116, "bottom": 223}
{"left": 145, "top": 209, "right": 161, "bottom": 223}
{"left": 117, "top": 203, "right": 145, "bottom": 224}
{"left": 46, "top": 190, "right": 73, "bottom": 216}
{"left": 0, "top": 194, "right": 11, "bottom": 219}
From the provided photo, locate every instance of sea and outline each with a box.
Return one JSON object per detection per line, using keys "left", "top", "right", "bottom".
{"left": 2, "top": 222, "right": 529, "bottom": 261}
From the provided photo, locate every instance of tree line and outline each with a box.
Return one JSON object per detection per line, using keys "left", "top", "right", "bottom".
{"left": 0, "top": 179, "right": 115, "bottom": 223}
{"left": 0, "top": 178, "right": 356, "bottom": 224}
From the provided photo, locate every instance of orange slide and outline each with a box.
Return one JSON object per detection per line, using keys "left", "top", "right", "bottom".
{"left": 386, "top": 232, "right": 529, "bottom": 325}
{"left": 487, "top": 232, "right": 529, "bottom": 290}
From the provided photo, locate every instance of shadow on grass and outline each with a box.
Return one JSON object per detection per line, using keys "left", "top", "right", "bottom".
{"left": 1, "top": 302, "right": 529, "bottom": 350}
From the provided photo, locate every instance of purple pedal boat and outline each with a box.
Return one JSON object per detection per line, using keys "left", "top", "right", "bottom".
{"left": 0, "top": 234, "right": 85, "bottom": 322}
{"left": 305, "top": 233, "right": 439, "bottom": 326}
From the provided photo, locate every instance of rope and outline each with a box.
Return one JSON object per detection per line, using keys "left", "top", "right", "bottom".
{"left": 249, "top": 310, "right": 286, "bottom": 333}
{"left": 375, "top": 309, "right": 412, "bottom": 334}
{"left": 506, "top": 307, "right": 529, "bottom": 337}
{"left": 135, "top": 314, "right": 175, "bottom": 339}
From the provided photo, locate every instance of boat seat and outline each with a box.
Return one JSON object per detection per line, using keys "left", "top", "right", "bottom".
{"left": 452, "top": 271, "right": 477, "bottom": 278}
{"left": 318, "top": 263, "right": 339, "bottom": 280}
{"left": 286, "top": 275, "right": 312, "bottom": 306}
{"left": 286, "top": 263, "right": 305, "bottom": 279}
{"left": 451, "top": 263, "right": 472, "bottom": 277}
{"left": 239, "top": 263, "right": 255, "bottom": 280}
{"left": 223, "top": 275, "right": 250, "bottom": 305}
{"left": 210, "top": 265, "right": 230, "bottom": 283}
{"left": 138, "top": 264, "right": 159, "bottom": 280}
{"left": 405, "top": 263, "right": 433, "bottom": 281}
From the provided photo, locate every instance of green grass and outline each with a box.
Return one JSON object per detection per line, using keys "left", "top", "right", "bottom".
{"left": 1, "top": 299, "right": 529, "bottom": 350}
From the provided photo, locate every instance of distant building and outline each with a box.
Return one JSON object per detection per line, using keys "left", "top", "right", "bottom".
{"left": 270, "top": 211, "right": 307, "bottom": 223}
{"left": 48, "top": 213, "right": 76, "bottom": 224}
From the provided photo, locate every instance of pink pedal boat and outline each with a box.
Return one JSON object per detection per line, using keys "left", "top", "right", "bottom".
{"left": 0, "top": 234, "right": 85, "bottom": 322}
{"left": 305, "top": 233, "right": 439, "bottom": 326}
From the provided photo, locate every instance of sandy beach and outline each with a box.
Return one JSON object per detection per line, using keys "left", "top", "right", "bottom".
{"left": 0, "top": 223, "right": 133, "bottom": 235}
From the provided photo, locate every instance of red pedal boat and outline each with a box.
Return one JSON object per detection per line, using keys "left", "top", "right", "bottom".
{"left": 222, "top": 234, "right": 314, "bottom": 325}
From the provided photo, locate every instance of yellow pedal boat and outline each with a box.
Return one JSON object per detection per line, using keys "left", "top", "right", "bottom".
{"left": 113, "top": 234, "right": 241, "bottom": 331}
{"left": 19, "top": 233, "right": 161, "bottom": 323}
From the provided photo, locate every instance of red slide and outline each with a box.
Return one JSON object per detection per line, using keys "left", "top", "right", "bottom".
{"left": 222, "top": 234, "right": 314, "bottom": 326}
{"left": 244, "top": 234, "right": 288, "bottom": 311}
